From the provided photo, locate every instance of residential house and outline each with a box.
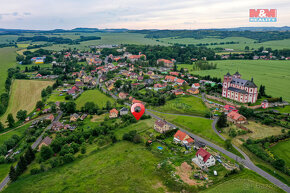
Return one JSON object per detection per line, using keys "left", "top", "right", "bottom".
{"left": 154, "top": 120, "right": 171, "bottom": 133}
{"left": 261, "top": 100, "right": 269, "bottom": 109}
{"left": 224, "top": 105, "right": 238, "bottom": 113}
{"left": 170, "top": 72, "right": 179, "bottom": 76}
{"left": 147, "top": 71, "right": 154, "bottom": 76}
{"left": 119, "top": 92, "right": 129, "bottom": 100}
{"left": 154, "top": 83, "right": 167, "bottom": 91}
{"left": 46, "top": 114, "right": 55, "bottom": 122}
{"left": 173, "top": 130, "right": 194, "bottom": 148}
{"left": 109, "top": 109, "right": 118, "bottom": 118}
{"left": 38, "top": 136, "right": 52, "bottom": 150}
{"left": 227, "top": 111, "right": 247, "bottom": 124}
{"left": 165, "top": 75, "right": 177, "bottom": 82}
{"left": 187, "top": 87, "right": 199, "bottom": 95}
{"left": 52, "top": 122, "right": 64, "bottom": 131}
{"left": 175, "top": 79, "right": 186, "bottom": 85}
{"left": 192, "top": 83, "right": 200, "bottom": 89}
{"left": 70, "top": 113, "right": 80, "bottom": 122}
{"left": 157, "top": 59, "right": 174, "bottom": 68}
{"left": 120, "top": 107, "right": 129, "bottom": 116}
{"left": 192, "top": 148, "right": 216, "bottom": 169}
{"left": 80, "top": 114, "right": 88, "bottom": 120}
{"left": 171, "top": 89, "right": 184, "bottom": 95}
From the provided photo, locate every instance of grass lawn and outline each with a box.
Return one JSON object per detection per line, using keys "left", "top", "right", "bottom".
{"left": 270, "top": 140, "right": 290, "bottom": 167}
{"left": 186, "top": 60, "right": 290, "bottom": 102}
{"left": 75, "top": 89, "right": 115, "bottom": 110}
{"left": 114, "top": 118, "right": 155, "bottom": 140}
{"left": 227, "top": 121, "right": 283, "bottom": 141}
{"left": 0, "top": 48, "right": 17, "bottom": 95}
{"left": 2, "top": 141, "right": 165, "bottom": 193}
{"left": 150, "top": 95, "right": 210, "bottom": 117}
{"left": 0, "top": 80, "right": 54, "bottom": 124}
{"left": 0, "top": 124, "right": 30, "bottom": 145}
{"left": 0, "top": 164, "right": 11, "bottom": 183}
{"left": 202, "top": 169, "right": 284, "bottom": 193}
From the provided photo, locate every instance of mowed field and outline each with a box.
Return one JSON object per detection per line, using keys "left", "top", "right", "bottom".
{"left": 0, "top": 48, "right": 17, "bottom": 95}
{"left": 0, "top": 80, "right": 54, "bottom": 124}
{"left": 2, "top": 142, "right": 165, "bottom": 193}
{"left": 270, "top": 140, "right": 290, "bottom": 167}
{"left": 75, "top": 89, "right": 115, "bottom": 110}
{"left": 149, "top": 96, "right": 210, "bottom": 117}
{"left": 160, "top": 37, "right": 290, "bottom": 50}
{"left": 181, "top": 60, "right": 290, "bottom": 102}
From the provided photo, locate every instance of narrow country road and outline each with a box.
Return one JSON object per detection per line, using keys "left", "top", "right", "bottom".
{"left": 0, "top": 111, "right": 63, "bottom": 191}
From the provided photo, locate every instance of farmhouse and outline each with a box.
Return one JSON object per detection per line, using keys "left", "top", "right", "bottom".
{"left": 109, "top": 109, "right": 118, "bottom": 118}
{"left": 173, "top": 130, "right": 194, "bottom": 148}
{"left": 154, "top": 120, "right": 171, "bottom": 133}
{"left": 192, "top": 148, "right": 216, "bottom": 169}
{"left": 227, "top": 111, "right": 247, "bottom": 124}
{"left": 222, "top": 72, "right": 258, "bottom": 103}
{"left": 157, "top": 59, "right": 174, "bottom": 68}
{"left": 38, "top": 136, "right": 52, "bottom": 150}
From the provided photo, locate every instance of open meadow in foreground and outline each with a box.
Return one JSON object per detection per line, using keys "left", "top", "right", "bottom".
{"left": 0, "top": 80, "right": 54, "bottom": 124}
{"left": 180, "top": 60, "right": 290, "bottom": 102}
{"left": 2, "top": 142, "right": 165, "bottom": 193}
{"left": 270, "top": 140, "right": 290, "bottom": 167}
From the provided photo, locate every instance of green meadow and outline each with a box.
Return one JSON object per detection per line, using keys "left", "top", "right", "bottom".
{"left": 149, "top": 95, "right": 210, "bottom": 117}
{"left": 160, "top": 36, "right": 290, "bottom": 50}
{"left": 0, "top": 48, "right": 17, "bottom": 95}
{"left": 270, "top": 140, "right": 290, "bottom": 167}
{"left": 75, "top": 89, "right": 115, "bottom": 110}
{"left": 3, "top": 142, "right": 165, "bottom": 193}
{"left": 180, "top": 60, "right": 290, "bottom": 102}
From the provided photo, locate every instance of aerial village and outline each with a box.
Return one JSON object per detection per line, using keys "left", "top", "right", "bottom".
{"left": 1, "top": 45, "right": 289, "bottom": 191}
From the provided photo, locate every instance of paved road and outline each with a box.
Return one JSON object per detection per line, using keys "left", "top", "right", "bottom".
{"left": 99, "top": 77, "right": 290, "bottom": 192}
{"left": 0, "top": 111, "right": 63, "bottom": 192}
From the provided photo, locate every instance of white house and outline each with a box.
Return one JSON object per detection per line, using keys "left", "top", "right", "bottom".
{"left": 192, "top": 148, "right": 215, "bottom": 169}
{"left": 192, "top": 83, "right": 200, "bottom": 89}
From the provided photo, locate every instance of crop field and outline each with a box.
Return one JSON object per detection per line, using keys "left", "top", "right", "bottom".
{"left": 184, "top": 60, "right": 290, "bottom": 102}
{"left": 0, "top": 48, "right": 17, "bottom": 95}
{"left": 149, "top": 96, "right": 210, "bottom": 117}
{"left": 270, "top": 140, "right": 290, "bottom": 167}
{"left": 160, "top": 36, "right": 290, "bottom": 50}
{"left": 2, "top": 142, "right": 165, "bottom": 193}
{"left": 0, "top": 80, "right": 54, "bottom": 124}
{"left": 75, "top": 89, "right": 115, "bottom": 110}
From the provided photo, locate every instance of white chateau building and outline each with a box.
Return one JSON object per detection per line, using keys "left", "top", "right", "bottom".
{"left": 222, "top": 71, "right": 258, "bottom": 103}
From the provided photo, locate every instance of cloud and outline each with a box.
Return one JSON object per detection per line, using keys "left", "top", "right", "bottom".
{"left": 0, "top": 0, "right": 289, "bottom": 29}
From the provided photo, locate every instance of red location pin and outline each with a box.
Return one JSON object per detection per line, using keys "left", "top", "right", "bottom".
{"left": 131, "top": 103, "right": 145, "bottom": 120}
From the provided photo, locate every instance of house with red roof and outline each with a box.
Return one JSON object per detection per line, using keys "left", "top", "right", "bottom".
{"left": 227, "top": 111, "right": 247, "bottom": 124}
{"left": 153, "top": 83, "right": 167, "bottom": 91}
{"left": 192, "top": 83, "right": 200, "bottom": 89}
{"left": 157, "top": 59, "right": 174, "bottom": 68}
{"left": 128, "top": 54, "right": 146, "bottom": 62}
{"left": 171, "top": 89, "right": 184, "bottom": 95}
{"left": 187, "top": 87, "right": 199, "bottom": 95}
{"left": 175, "top": 78, "right": 186, "bottom": 85}
{"left": 192, "top": 148, "right": 216, "bottom": 169}
{"left": 109, "top": 109, "right": 118, "bottom": 118}
{"left": 119, "top": 92, "right": 129, "bottom": 100}
{"left": 174, "top": 130, "right": 194, "bottom": 148}
{"left": 170, "top": 72, "right": 179, "bottom": 76}
{"left": 165, "top": 75, "right": 177, "bottom": 82}
{"left": 224, "top": 105, "right": 238, "bottom": 113}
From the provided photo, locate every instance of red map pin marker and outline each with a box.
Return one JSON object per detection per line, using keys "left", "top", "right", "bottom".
{"left": 131, "top": 103, "right": 145, "bottom": 120}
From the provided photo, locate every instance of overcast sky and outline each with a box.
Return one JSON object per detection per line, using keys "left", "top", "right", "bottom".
{"left": 0, "top": 0, "right": 289, "bottom": 30}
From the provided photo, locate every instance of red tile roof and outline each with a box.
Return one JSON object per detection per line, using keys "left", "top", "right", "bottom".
{"left": 174, "top": 130, "right": 188, "bottom": 141}
{"left": 110, "top": 108, "right": 118, "bottom": 114}
{"left": 227, "top": 111, "right": 244, "bottom": 121}
{"left": 196, "top": 148, "right": 211, "bottom": 162}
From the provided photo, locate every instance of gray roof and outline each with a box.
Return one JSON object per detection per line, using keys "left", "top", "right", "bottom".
{"left": 120, "top": 107, "right": 128, "bottom": 112}
{"left": 231, "top": 78, "right": 257, "bottom": 88}
{"left": 228, "top": 87, "right": 248, "bottom": 94}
